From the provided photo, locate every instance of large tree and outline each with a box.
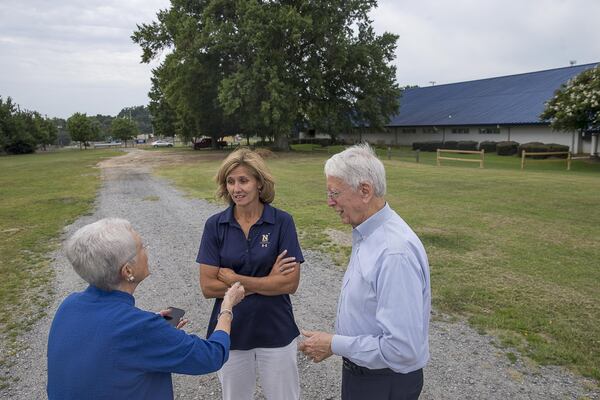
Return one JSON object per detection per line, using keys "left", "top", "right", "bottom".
{"left": 541, "top": 65, "right": 600, "bottom": 134}
{"left": 67, "top": 112, "right": 95, "bottom": 149}
{"left": 118, "top": 105, "right": 153, "bottom": 134}
{"left": 111, "top": 118, "right": 139, "bottom": 146}
{"left": 132, "top": 0, "right": 400, "bottom": 149}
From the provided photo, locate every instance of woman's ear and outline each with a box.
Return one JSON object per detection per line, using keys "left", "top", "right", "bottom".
{"left": 120, "top": 263, "right": 132, "bottom": 280}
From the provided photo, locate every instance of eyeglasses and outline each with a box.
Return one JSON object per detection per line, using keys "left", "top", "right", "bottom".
{"left": 326, "top": 190, "right": 342, "bottom": 200}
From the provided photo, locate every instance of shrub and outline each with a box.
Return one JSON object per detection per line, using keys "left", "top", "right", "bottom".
{"left": 457, "top": 140, "right": 478, "bottom": 151}
{"left": 4, "top": 139, "right": 35, "bottom": 154}
{"left": 412, "top": 141, "right": 443, "bottom": 152}
{"left": 496, "top": 141, "right": 519, "bottom": 156}
{"left": 518, "top": 142, "right": 549, "bottom": 158}
{"left": 547, "top": 143, "right": 570, "bottom": 158}
{"left": 442, "top": 141, "right": 458, "bottom": 150}
{"left": 479, "top": 141, "right": 497, "bottom": 153}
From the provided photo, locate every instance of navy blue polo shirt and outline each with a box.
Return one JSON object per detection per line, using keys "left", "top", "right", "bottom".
{"left": 197, "top": 203, "right": 304, "bottom": 350}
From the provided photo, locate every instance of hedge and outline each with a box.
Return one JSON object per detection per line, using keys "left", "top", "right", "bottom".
{"left": 496, "top": 141, "right": 519, "bottom": 156}
{"left": 479, "top": 141, "right": 498, "bottom": 153}
{"left": 412, "top": 141, "right": 443, "bottom": 152}
{"left": 457, "top": 140, "right": 478, "bottom": 151}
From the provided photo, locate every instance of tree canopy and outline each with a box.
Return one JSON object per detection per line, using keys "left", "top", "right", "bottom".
{"left": 117, "top": 105, "right": 153, "bottom": 134}
{"left": 0, "top": 96, "right": 58, "bottom": 154}
{"left": 541, "top": 65, "right": 600, "bottom": 133}
{"left": 111, "top": 118, "right": 139, "bottom": 145}
{"left": 132, "top": 0, "right": 400, "bottom": 147}
{"left": 67, "top": 112, "right": 98, "bottom": 149}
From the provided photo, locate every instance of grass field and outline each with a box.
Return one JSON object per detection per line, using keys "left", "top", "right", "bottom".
{"left": 156, "top": 146, "right": 600, "bottom": 382}
{"left": 0, "top": 149, "right": 120, "bottom": 388}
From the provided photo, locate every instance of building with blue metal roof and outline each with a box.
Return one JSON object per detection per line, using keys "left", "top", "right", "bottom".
{"left": 338, "top": 63, "right": 598, "bottom": 154}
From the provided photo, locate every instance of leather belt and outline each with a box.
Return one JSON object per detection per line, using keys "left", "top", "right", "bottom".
{"left": 342, "top": 357, "right": 396, "bottom": 376}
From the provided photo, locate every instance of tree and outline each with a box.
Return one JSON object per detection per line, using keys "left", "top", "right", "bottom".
{"left": 148, "top": 75, "right": 178, "bottom": 139}
{"left": 90, "top": 114, "right": 114, "bottom": 141}
{"left": 117, "top": 105, "right": 152, "bottom": 134}
{"left": 541, "top": 66, "right": 600, "bottom": 133}
{"left": 67, "top": 112, "right": 95, "bottom": 149}
{"left": 0, "top": 97, "right": 37, "bottom": 154}
{"left": 132, "top": 0, "right": 400, "bottom": 149}
{"left": 52, "top": 118, "right": 70, "bottom": 146}
{"left": 111, "top": 118, "right": 139, "bottom": 146}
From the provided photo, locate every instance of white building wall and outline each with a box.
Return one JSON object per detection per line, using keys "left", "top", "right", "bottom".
{"left": 338, "top": 125, "right": 591, "bottom": 153}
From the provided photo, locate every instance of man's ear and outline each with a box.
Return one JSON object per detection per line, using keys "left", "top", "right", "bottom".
{"left": 359, "top": 182, "right": 374, "bottom": 202}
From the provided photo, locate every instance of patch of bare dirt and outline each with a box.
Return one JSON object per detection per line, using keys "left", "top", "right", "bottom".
{"left": 99, "top": 148, "right": 230, "bottom": 169}
{"left": 325, "top": 228, "right": 352, "bottom": 247}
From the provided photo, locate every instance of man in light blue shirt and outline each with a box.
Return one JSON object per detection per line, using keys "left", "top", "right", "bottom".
{"left": 299, "top": 143, "right": 431, "bottom": 400}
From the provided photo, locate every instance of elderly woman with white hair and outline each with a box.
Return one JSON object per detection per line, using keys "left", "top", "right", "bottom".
{"left": 47, "top": 218, "right": 245, "bottom": 400}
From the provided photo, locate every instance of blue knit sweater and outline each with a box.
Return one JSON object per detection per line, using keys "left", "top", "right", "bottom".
{"left": 47, "top": 285, "right": 229, "bottom": 399}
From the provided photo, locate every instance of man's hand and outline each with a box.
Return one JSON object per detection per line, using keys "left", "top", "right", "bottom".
{"left": 298, "top": 329, "right": 334, "bottom": 363}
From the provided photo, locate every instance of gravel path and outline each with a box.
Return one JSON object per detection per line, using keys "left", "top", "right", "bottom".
{"left": 1, "top": 150, "right": 597, "bottom": 399}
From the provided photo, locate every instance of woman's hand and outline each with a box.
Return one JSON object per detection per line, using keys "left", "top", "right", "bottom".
{"left": 222, "top": 281, "right": 245, "bottom": 309}
{"left": 158, "top": 309, "right": 189, "bottom": 330}
{"left": 217, "top": 267, "right": 238, "bottom": 286}
{"left": 269, "top": 250, "right": 297, "bottom": 276}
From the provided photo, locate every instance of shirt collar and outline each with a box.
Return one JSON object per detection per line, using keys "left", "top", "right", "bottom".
{"left": 353, "top": 202, "right": 392, "bottom": 240}
{"left": 218, "top": 203, "right": 275, "bottom": 226}
{"left": 85, "top": 285, "right": 135, "bottom": 305}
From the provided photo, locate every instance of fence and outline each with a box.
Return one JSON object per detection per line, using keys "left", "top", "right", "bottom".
{"left": 436, "top": 149, "right": 485, "bottom": 168}
{"left": 520, "top": 150, "right": 571, "bottom": 171}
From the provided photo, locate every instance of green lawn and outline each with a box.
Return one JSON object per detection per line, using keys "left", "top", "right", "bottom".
{"left": 0, "top": 149, "right": 120, "bottom": 388}
{"left": 156, "top": 147, "right": 600, "bottom": 382}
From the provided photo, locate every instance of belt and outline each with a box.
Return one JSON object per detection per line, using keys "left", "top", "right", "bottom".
{"left": 342, "top": 357, "right": 396, "bottom": 376}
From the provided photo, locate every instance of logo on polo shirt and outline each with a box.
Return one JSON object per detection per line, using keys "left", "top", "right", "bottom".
{"left": 261, "top": 233, "right": 270, "bottom": 248}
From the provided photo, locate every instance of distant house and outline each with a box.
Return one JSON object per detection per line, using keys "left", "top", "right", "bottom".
{"left": 337, "top": 63, "right": 599, "bottom": 155}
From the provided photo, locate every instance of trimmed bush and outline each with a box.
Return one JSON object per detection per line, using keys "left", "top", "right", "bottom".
{"left": 518, "top": 142, "right": 546, "bottom": 155}
{"left": 518, "top": 142, "right": 550, "bottom": 158}
{"left": 442, "top": 141, "right": 458, "bottom": 150}
{"left": 479, "top": 141, "right": 498, "bottom": 153}
{"left": 412, "top": 141, "right": 443, "bottom": 152}
{"left": 457, "top": 140, "right": 478, "bottom": 151}
{"left": 496, "top": 141, "right": 519, "bottom": 156}
{"left": 547, "top": 143, "right": 570, "bottom": 158}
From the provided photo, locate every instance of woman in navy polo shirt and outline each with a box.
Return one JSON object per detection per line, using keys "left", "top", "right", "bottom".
{"left": 197, "top": 148, "right": 304, "bottom": 400}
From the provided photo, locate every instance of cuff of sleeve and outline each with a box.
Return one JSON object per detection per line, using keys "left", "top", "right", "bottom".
{"left": 209, "top": 329, "right": 231, "bottom": 349}
{"left": 331, "top": 334, "right": 354, "bottom": 357}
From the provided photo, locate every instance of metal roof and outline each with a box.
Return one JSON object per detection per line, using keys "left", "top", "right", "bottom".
{"left": 390, "top": 63, "right": 598, "bottom": 127}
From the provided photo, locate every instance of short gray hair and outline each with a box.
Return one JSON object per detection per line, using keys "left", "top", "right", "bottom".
{"left": 324, "top": 143, "right": 386, "bottom": 196}
{"left": 64, "top": 218, "right": 137, "bottom": 291}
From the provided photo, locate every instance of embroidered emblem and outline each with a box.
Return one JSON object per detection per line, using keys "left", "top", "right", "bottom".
{"left": 261, "top": 233, "right": 270, "bottom": 248}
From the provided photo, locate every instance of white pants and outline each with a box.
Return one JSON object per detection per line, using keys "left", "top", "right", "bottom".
{"left": 217, "top": 338, "right": 299, "bottom": 400}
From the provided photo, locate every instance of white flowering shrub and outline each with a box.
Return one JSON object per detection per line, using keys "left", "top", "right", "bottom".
{"left": 540, "top": 66, "right": 600, "bottom": 133}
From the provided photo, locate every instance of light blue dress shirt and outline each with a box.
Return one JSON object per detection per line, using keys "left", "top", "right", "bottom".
{"left": 331, "top": 203, "right": 431, "bottom": 373}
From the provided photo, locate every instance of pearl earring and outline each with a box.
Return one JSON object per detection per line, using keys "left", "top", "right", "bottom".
{"left": 128, "top": 275, "right": 135, "bottom": 283}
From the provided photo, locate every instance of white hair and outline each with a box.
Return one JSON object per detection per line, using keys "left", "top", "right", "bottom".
{"left": 324, "top": 143, "right": 386, "bottom": 196}
{"left": 64, "top": 218, "right": 137, "bottom": 291}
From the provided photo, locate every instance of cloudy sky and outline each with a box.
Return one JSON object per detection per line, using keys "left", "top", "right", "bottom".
{"left": 1, "top": 0, "right": 599, "bottom": 119}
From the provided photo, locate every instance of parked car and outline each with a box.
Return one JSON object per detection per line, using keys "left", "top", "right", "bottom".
{"left": 193, "top": 138, "right": 227, "bottom": 150}
{"left": 151, "top": 140, "right": 173, "bottom": 148}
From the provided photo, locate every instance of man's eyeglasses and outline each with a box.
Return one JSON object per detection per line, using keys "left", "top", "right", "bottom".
{"left": 326, "top": 190, "right": 342, "bottom": 200}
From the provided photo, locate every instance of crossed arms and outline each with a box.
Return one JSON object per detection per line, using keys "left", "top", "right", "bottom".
{"left": 199, "top": 250, "right": 300, "bottom": 298}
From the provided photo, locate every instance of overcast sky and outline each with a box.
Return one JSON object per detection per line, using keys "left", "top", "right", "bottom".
{"left": 1, "top": 0, "right": 599, "bottom": 119}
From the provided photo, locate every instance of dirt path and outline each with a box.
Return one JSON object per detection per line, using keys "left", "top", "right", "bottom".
{"left": 1, "top": 149, "right": 597, "bottom": 399}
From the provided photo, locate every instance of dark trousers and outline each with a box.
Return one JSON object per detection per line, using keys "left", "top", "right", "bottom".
{"left": 341, "top": 358, "right": 423, "bottom": 400}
